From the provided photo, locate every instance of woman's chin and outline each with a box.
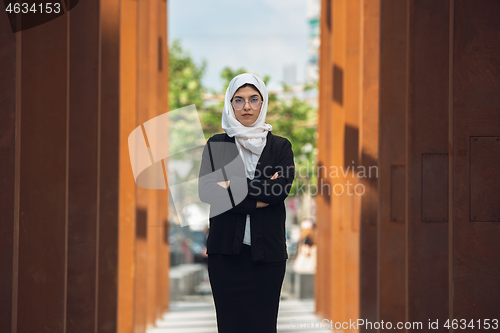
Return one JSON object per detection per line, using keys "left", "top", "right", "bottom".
{"left": 238, "top": 118, "right": 256, "bottom": 126}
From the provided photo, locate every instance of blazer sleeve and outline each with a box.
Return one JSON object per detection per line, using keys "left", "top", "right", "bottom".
{"left": 247, "top": 139, "right": 295, "bottom": 205}
{"left": 198, "top": 138, "right": 258, "bottom": 215}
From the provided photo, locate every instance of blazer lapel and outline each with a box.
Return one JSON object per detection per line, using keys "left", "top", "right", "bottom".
{"left": 253, "top": 131, "right": 273, "bottom": 180}
{"left": 223, "top": 131, "right": 273, "bottom": 181}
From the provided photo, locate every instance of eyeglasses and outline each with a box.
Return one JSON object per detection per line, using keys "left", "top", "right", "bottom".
{"left": 231, "top": 97, "right": 262, "bottom": 110}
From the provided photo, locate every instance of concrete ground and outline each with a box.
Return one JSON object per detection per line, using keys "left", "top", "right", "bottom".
{"left": 149, "top": 278, "right": 337, "bottom": 333}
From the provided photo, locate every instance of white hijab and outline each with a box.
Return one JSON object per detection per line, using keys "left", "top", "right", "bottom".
{"left": 221, "top": 73, "right": 273, "bottom": 180}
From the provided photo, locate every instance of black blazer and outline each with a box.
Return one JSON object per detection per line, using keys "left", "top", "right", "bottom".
{"left": 198, "top": 131, "right": 295, "bottom": 262}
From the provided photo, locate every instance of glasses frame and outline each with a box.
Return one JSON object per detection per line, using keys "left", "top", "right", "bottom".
{"left": 231, "top": 96, "right": 263, "bottom": 110}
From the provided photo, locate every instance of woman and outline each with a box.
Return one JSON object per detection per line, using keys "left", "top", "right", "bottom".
{"left": 198, "top": 73, "right": 295, "bottom": 333}
{"left": 293, "top": 219, "right": 317, "bottom": 274}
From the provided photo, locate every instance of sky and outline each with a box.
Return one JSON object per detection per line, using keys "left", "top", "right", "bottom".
{"left": 168, "top": 0, "right": 311, "bottom": 92}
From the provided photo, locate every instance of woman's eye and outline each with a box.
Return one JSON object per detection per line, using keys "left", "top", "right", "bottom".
{"left": 235, "top": 99, "right": 243, "bottom": 103}
{"left": 251, "top": 98, "right": 259, "bottom": 103}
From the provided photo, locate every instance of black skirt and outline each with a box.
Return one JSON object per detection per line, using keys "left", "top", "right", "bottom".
{"left": 208, "top": 244, "right": 287, "bottom": 333}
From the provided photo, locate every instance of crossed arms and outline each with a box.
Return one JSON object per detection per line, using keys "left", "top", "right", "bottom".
{"left": 198, "top": 138, "right": 295, "bottom": 215}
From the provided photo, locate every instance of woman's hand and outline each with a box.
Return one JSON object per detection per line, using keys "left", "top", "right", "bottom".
{"left": 217, "top": 173, "right": 275, "bottom": 189}
{"left": 256, "top": 173, "right": 278, "bottom": 208}
{"left": 256, "top": 201, "right": 269, "bottom": 208}
{"left": 217, "top": 180, "right": 230, "bottom": 189}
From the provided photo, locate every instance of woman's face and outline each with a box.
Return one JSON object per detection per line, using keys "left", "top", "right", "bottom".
{"left": 231, "top": 86, "right": 262, "bottom": 126}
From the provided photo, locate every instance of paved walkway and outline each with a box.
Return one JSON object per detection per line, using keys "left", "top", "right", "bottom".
{"left": 150, "top": 295, "right": 335, "bottom": 333}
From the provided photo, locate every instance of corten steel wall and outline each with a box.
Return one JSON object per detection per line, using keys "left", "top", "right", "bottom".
{"left": 316, "top": 0, "right": 380, "bottom": 328}
{"left": 378, "top": 0, "right": 407, "bottom": 328}
{"left": 317, "top": 1, "right": 385, "bottom": 325}
{"left": 315, "top": 0, "right": 333, "bottom": 318}
{"left": 0, "top": 10, "right": 17, "bottom": 332}
{"left": 358, "top": 0, "right": 379, "bottom": 329}
{"left": 118, "top": 1, "right": 170, "bottom": 333}
{"left": 451, "top": 0, "right": 500, "bottom": 325}
{"left": 407, "top": 1, "right": 450, "bottom": 329}
{"left": 316, "top": 1, "right": 500, "bottom": 332}
{"left": 118, "top": 1, "right": 138, "bottom": 331}
{"left": 0, "top": 0, "right": 170, "bottom": 332}
{"left": 330, "top": 0, "right": 347, "bottom": 325}
{"left": 157, "top": 0, "right": 170, "bottom": 324}
{"left": 344, "top": 0, "right": 361, "bottom": 325}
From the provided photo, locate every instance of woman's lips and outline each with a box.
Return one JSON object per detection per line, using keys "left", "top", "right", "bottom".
{"left": 243, "top": 114, "right": 252, "bottom": 117}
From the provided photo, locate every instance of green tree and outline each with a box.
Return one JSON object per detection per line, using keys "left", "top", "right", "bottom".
{"left": 168, "top": 43, "right": 318, "bottom": 199}
{"left": 168, "top": 40, "right": 208, "bottom": 224}
{"left": 168, "top": 39, "right": 208, "bottom": 158}
{"left": 217, "top": 67, "right": 270, "bottom": 92}
{"left": 169, "top": 39, "right": 206, "bottom": 111}
{"left": 266, "top": 84, "right": 317, "bottom": 197}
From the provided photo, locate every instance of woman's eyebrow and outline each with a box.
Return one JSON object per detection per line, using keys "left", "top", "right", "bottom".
{"left": 234, "top": 94, "right": 260, "bottom": 99}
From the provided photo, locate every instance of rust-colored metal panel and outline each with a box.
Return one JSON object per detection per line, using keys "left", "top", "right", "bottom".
{"left": 134, "top": 237, "right": 148, "bottom": 333}
{"left": 407, "top": 0, "right": 449, "bottom": 330}
{"left": 156, "top": 0, "right": 170, "bottom": 319}
{"left": 118, "top": 1, "right": 139, "bottom": 332}
{"left": 469, "top": 137, "right": 500, "bottom": 222}
{"left": 330, "top": 0, "right": 347, "bottom": 324}
{"left": 146, "top": 0, "right": 160, "bottom": 327}
{"left": 359, "top": 0, "right": 380, "bottom": 329}
{"left": 1, "top": 0, "right": 168, "bottom": 331}
{"left": 17, "top": 16, "right": 68, "bottom": 333}
{"left": 421, "top": 154, "right": 448, "bottom": 222}
{"left": 390, "top": 165, "right": 405, "bottom": 223}
{"left": 66, "top": 0, "right": 100, "bottom": 331}
{"left": 453, "top": 4, "right": 500, "bottom": 110}
{"left": 0, "top": 13, "right": 16, "bottom": 333}
{"left": 146, "top": 203, "right": 159, "bottom": 330}
{"left": 134, "top": 0, "right": 153, "bottom": 331}
{"left": 315, "top": 0, "right": 334, "bottom": 319}
{"left": 344, "top": 0, "right": 361, "bottom": 328}
{"left": 322, "top": 0, "right": 333, "bottom": 318}
{"left": 333, "top": 64, "right": 343, "bottom": 106}
{"left": 136, "top": 209, "right": 148, "bottom": 239}
{"left": 98, "top": 0, "right": 121, "bottom": 331}
{"left": 378, "top": 0, "right": 407, "bottom": 327}
{"left": 158, "top": 217, "right": 170, "bottom": 314}
{"left": 452, "top": 0, "right": 500, "bottom": 324}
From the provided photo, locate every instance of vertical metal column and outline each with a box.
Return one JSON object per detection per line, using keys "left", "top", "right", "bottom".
{"left": 66, "top": 0, "right": 100, "bottom": 331}
{"left": 344, "top": 0, "right": 362, "bottom": 326}
{"left": 118, "top": 0, "right": 139, "bottom": 332}
{"left": 97, "top": 0, "right": 121, "bottom": 331}
{"left": 134, "top": 0, "right": 152, "bottom": 330}
{"left": 330, "top": 0, "right": 347, "bottom": 323}
{"left": 156, "top": 0, "right": 171, "bottom": 320}
{"left": 406, "top": 1, "right": 450, "bottom": 330}
{"left": 378, "top": 0, "right": 408, "bottom": 328}
{"left": 359, "top": 0, "right": 380, "bottom": 330}
{"left": 17, "top": 13, "right": 68, "bottom": 333}
{"left": 451, "top": 0, "right": 500, "bottom": 325}
{"left": 315, "top": 0, "right": 334, "bottom": 320}
{"left": 0, "top": 12, "right": 17, "bottom": 333}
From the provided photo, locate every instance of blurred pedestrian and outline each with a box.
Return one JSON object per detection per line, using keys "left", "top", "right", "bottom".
{"left": 293, "top": 219, "right": 316, "bottom": 273}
